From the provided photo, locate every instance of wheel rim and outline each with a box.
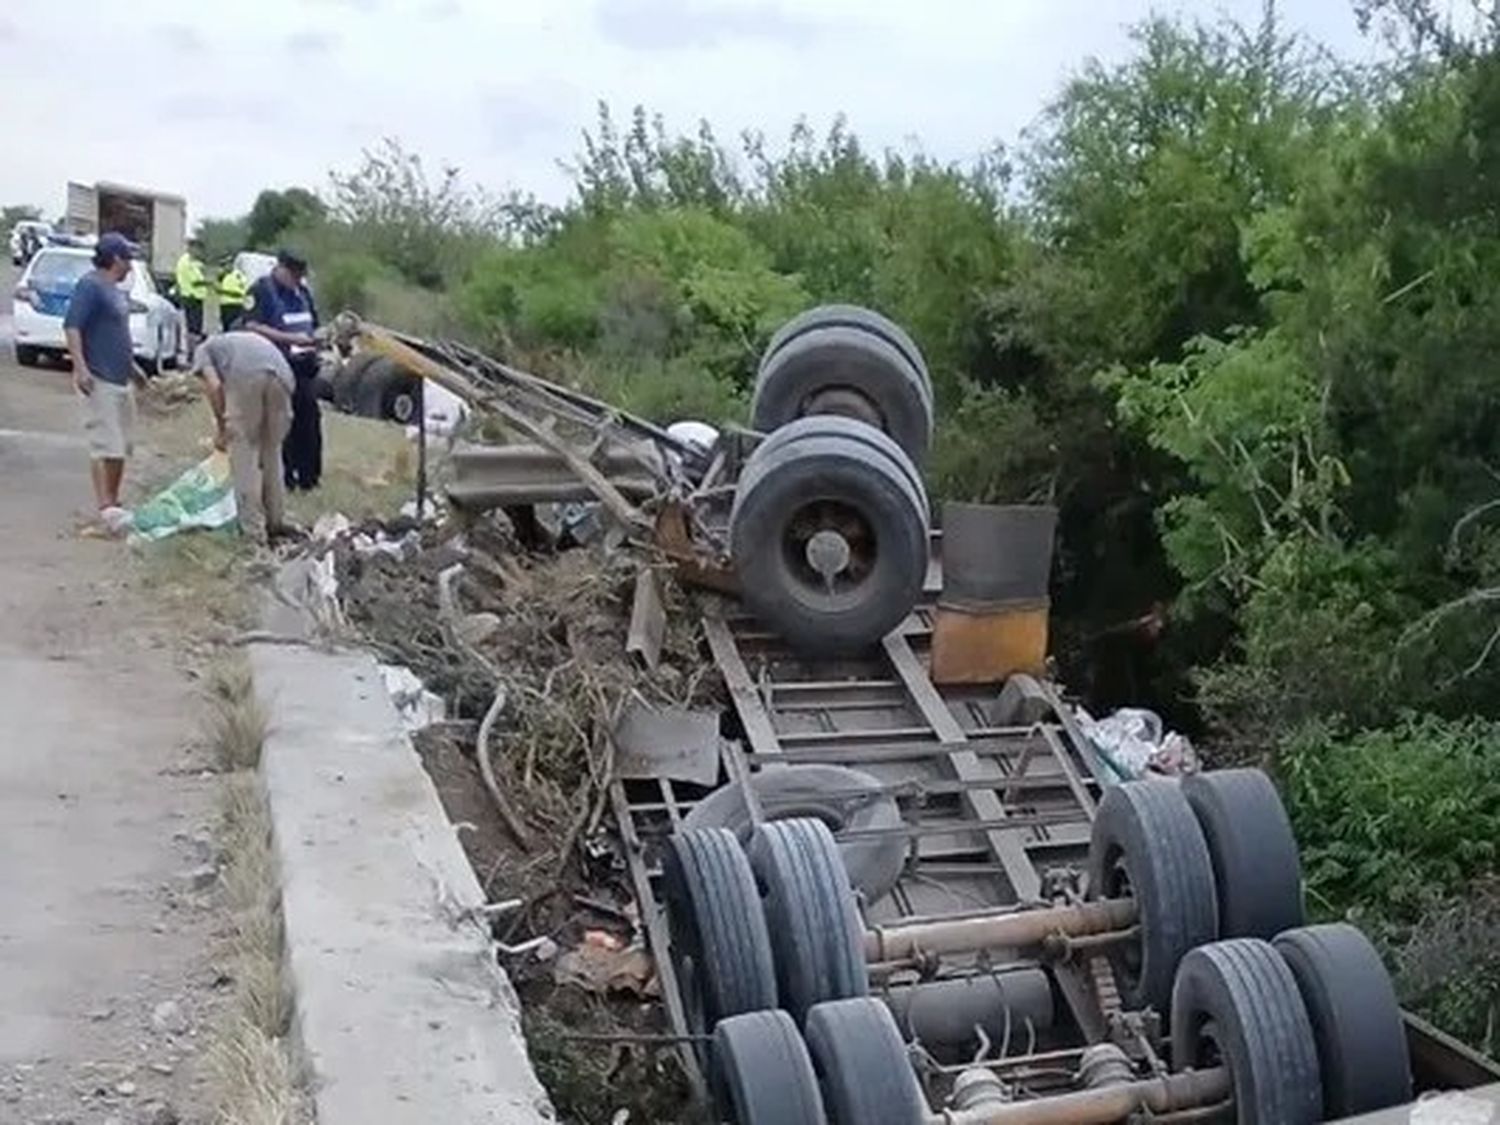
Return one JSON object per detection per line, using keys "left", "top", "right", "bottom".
{"left": 779, "top": 498, "right": 877, "bottom": 609}
{"left": 392, "top": 392, "right": 417, "bottom": 424}
{"left": 1103, "top": 848, "right": 1144, "bottom": 995}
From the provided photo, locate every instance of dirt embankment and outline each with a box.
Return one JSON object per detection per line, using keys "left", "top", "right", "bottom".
{"left": 338, "top": 510, "right": 721, "bottom": 1124}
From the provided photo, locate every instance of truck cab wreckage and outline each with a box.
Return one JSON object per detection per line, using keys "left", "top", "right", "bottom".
{"left": 336, "top": 306, "right": 1500, "bottom": 1124}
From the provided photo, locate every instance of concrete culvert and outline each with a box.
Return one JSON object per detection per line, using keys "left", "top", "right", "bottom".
{"left": 682, "top": 764, "right": 907, "bottom": 905}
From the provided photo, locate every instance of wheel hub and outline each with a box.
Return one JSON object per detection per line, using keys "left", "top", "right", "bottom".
{"left": 805, "top": 529, "right": 852, "bottom": 587}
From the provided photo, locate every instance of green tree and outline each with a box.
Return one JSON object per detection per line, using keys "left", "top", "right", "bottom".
{"left": 245, "top": 186, "right": 325, "bottom": 249}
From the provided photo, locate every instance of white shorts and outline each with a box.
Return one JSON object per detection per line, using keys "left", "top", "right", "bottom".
{"left": 82, "top": 380, "right": 136, "bottom": 460}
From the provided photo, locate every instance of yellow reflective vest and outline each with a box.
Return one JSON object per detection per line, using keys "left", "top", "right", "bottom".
{"left": 218, "top": 267, "right": 249, "bottom": 308}
{"left": 175, "top": 251, "right": 209, "bottom": 301}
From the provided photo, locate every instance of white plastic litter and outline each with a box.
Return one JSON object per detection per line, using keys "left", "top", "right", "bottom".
{"left": 350, "top": 528, "right": 421, "bottom": 559}
{"left": 1077, "top": 707, "right": 1198, "bottom": 783}
{"left": 378, "top": 663, "right": 446, "bottom": 732}
{"left": 312, "top": 512, "right": 353, "bottom": 541}
{"left": 666, "top": 420, "right": 719, "bottom": 453}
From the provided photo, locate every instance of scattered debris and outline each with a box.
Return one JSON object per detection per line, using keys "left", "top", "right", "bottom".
{"left": 613, "top": 702, "right": 721, "bottom": 788}
{"left": 1078, "top": 707, "right": 1199, "bottom": 780}
{"left": 555, "top": 931, "right": 657, "bottom": 998}
{"left": 129, "top": 453, "right": 236, "bottom": 543}
{"left": 377, "top": 664, "right": 446, "bottom": 732}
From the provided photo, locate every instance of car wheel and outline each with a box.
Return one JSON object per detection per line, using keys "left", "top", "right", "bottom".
{"left": 1171, "top": 939, "right": 1323, "bottom": 1125}
{"left": 804, "top": 998, "right": 927, "bottom": 1125}
{"left": 15, "top": 345, "right": 40, "bottom": 368}
{"left": 681, "top": 764, "right": 907, "bottom": 906}
{"left": 713, "top": 1010, "right": 828, "bottom": 1125}
{"left": 351, "top": 358, "right": 399, "bottom": 420}
{"left": 1087, "top": 780, "right": 1219, "bottom": 1014}
{"left": 730, "top": 418, "right": 929, "bottom": 657}
{"left": 333, "top": 352, "right": 382, "bottom": 413}
{"left": 1273, "top": 924, "right": 1412, "bottom": 1117}
{"left": 762, "top": 305, "right": 933, "bottom": 406}
{"left": 1183, "top": 769, "right": 1304, "bottom": 940}
{"left": 749, "top": 818, "right": 868, "bottom": 1024}
{"left": 383, "top": 373, "right": 422, "bottom": 424}
{"left": 661, "top": 828, "right": 778, "bottom": 1074}
{"left": 752, "top": 325, "right": 934, "bottom": 467}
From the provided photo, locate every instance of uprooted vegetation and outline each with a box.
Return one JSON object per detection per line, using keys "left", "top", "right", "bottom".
{"left": 337, "top": 513, "right": 719, "bottom": 1122}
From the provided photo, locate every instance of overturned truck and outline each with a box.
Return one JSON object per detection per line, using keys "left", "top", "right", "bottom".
{"left": 344, "top": 306, "right": 1500, "bottom": 1124}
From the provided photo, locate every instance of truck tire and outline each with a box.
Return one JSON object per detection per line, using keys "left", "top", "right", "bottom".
{"left": 682, "top": 764, "right": 907, "bottom": 906}
{"left": 750, "top": 415, "right": 930, "bottom": 529}
{"left": 332, "top": 352, "right": 381, "bottom": 413}
{"left": 762, "top": 305, "right": 933, "bottom": 404}
{"left": 15, "top": 345, "right": 39, "bottom": 368}
{"left": 730, "top": 422, "right": 928, "bottom": 657}
{"left": 353, "top": 357, "right": 420, "bottom": 422}
{"left": 1274, "top": 924, "right": 1412, "bottom": 1117}
{"left": 752, "top": 326, "right": 933, "bottom": 467}
{"left": 713, "top": 1010, "right": 828, "bottom": 1125}
{"left": 804, "top": 998, "right": 927, "bottom": 1125}
{"left": 1171, "top": 939, "right": 1323, "bottom": 1125}
{"left": 1183, "top": 769, "right": 1304, "bottom": 940}
{"left": 749, "top": 819, "right": 868, "bottom": 1024}
{"left": 1087, "top": 780, "right": 1219, "bottom": 1014}
{"left": 661, "top": 828, "right": 778, "bottom": 1059}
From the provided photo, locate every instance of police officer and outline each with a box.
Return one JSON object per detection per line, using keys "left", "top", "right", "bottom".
{"left": 217, "top": 257, "right": 250, "bottom": 331}
{"left": 244, "top": 249, "right": 322, "bottom": 491}
{"left": 174, "top": 237, "right": 209, "bottom": 346}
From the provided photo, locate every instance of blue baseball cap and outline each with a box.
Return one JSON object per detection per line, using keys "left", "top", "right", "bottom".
{"left": 94, "top": 231, "right": 133, "bottom": 265}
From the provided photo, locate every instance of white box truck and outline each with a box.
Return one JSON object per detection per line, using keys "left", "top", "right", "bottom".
{"left": 66, "top": 181, "right": 187, "bottom": 284}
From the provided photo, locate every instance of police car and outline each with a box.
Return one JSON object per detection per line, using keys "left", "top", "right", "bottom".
{"left": 12, "top": 243, "right": 184, "bottom": 372}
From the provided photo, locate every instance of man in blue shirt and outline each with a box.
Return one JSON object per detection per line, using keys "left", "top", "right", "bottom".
{"left": 63, "top": 231, "right": 147, "bottom": 530}
{"left": 245, "top": 249, "right": 322, "bottom": 491}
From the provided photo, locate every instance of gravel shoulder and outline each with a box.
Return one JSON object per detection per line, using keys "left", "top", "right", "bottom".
{"left": 0, "top": 361, "right": 223, "bottom": 1125}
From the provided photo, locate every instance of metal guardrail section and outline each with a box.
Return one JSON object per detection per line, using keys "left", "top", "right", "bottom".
{"left": 609, "top": 604, "right": 1113, "bottom": 1095}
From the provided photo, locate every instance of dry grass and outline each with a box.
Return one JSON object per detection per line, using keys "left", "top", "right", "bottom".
{"left": 202, "top": 658, "right": 308, "bottom": 1125}
{"left": 205, "top": 1016, "right": 303, "bottom": 1125}
{"left": 135, "top": 380, "right": 417, "bottom": 526}
{"left": 206, "top": 666, "right": 270, "bottom": 772}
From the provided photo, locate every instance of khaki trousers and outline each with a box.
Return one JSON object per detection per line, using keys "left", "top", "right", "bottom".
{"left": 225, "top": 371, "right": 293, "bottom": 544}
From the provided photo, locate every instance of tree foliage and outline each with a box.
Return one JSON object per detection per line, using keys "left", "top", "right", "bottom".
{"left": 210, "top": 9, "right": 1500, "bottom": 1049}
{"left": 246, "top": 186, "right": 325, "bottom": 250}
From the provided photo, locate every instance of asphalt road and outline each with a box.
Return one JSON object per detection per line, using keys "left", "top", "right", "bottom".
{"left": 0, "top": 289, "right": 221, "bottom": 1122}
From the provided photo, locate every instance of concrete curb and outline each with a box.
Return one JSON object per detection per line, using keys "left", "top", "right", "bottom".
{"left": 250, "top": 642, "right": 553, "bottom": 1124}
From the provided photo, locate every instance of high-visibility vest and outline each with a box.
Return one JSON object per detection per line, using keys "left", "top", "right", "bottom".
{"left": 175, "top": 252, "right": 209, "bottom": 301}
{"left": 218, "top": 268, "right": 249, "bottom": 307}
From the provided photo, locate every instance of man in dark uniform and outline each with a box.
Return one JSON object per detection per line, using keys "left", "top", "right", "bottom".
{"left": 244, "top": 249, "right": 322, "bottom": 491}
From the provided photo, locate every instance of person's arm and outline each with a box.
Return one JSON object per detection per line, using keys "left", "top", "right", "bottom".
{"left": 64, "top": 328, "right": 92, "bottom": 395}
{"left": 62, "top": 283, "right": 94, "bottom": 396}
{"left": 199, "top": 365, "right": 228, "bottom": 450}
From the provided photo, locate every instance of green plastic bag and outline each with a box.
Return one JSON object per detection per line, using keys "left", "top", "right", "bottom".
{"left": 130, "top": 451, "right": 238, "bottom": 542}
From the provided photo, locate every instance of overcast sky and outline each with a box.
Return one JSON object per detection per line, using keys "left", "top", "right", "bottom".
{"left": 0, "top": 1, "right": 1376, "bottom": 225}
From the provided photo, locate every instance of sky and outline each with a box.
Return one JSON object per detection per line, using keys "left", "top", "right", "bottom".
{"left": 0, "top": 0, "right": 1378, "bottom": 225}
